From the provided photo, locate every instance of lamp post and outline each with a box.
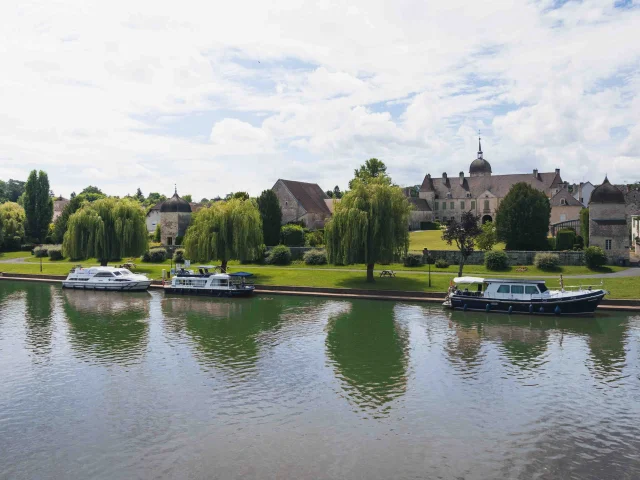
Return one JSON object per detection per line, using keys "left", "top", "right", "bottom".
{"left": 39, "top": 244, "right": 43, "bottom": 273}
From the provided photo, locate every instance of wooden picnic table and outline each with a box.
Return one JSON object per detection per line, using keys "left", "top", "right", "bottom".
{"left": 380, "top": 270, "right": 396, "bottom": 278}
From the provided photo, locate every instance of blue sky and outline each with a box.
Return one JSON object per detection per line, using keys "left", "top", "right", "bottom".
{"left": 0, "top": 0, "right": 639, "bottom": 199}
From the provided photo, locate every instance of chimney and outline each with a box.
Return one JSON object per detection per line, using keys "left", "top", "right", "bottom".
{"left": 533, "top": 169, "right": 538, "bottom": 178}
{"left": 442, "top": 172, "right": 447, "bottom": 183}
{"left": 555, "top": 168, "right": 560, "bottom": 175}
{"left": 459, "top": 171, "right": 464, "bottom": 185}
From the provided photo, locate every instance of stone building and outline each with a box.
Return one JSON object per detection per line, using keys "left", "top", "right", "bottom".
{"left": 146, "top": 203, "right": 162, "bottom": 233}
{"left": 588, "top": 177, "right": 629, "bottom": 264}
{"left": 549, "top": 189, "right": 583, "bottom": 226}
{"left": 632, "top": 215, "right": 640, "bottom": 255}
{"left": 417, "top": 139, "right": 564, "bottom": 224}
{"left": 407, "top": 198, "right": 432, "bottom": 230}
{"left": 53, "top": 196, "right": 69, "bottom": 221}
{"left": 272, "top": 179, "right": 333, "bottom": 229}
{"left": 159, "top": 190, "right": 192, "bottom": 246}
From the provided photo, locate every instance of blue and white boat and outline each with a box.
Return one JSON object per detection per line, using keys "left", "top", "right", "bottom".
{"left": 443, "top": 276, "right": 606, "bottom": 316}
{"left": 165, "top": 266, "right": 255, "bottom": 297}
{"left": 62, "top": 266, "right": 152, "bottom": 291}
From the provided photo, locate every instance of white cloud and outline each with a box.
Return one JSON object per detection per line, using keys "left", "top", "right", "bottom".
{"left": 0, "top": 0, "right": 639, "bottom": 198}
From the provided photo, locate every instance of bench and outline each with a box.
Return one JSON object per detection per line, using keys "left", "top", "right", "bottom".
{"left": 380, "top": 270, "right": 396, "bottom": 278}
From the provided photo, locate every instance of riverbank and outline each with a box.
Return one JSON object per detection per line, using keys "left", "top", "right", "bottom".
{"left": 1, "top": 272, "right": 639, "bottom": 311}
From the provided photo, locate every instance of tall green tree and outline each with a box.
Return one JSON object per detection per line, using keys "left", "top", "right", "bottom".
{"left": 63, "top": 198, "right": 148, "bottom": 265}
{"left": 580, "top": 208, "right": 589, "bottom": 246}
{"left": 325, "top": 178, "right": 410, "bottom": 282}
{"left": 23, "top": 170, "right": 54, "bottom": 243}
{"left": 495, "top": 183, "right": 551, "bottom": 250}
{"left": 476, "top": 221, "right": 497, "bottom": 252}
{"left": 0, "top": 202, "right": 26, "bottom": 250}
{"left": 349, "top": 158, "right": 389, "bottom": 188}
{"left": 52, "top": 196, "right": 85, "bottom": 243}
{"left": 134, "top": 188, "right": 144, "bottom": 202}
{"left": 442, "top": 211, "right": 482, "bottom": 277}
{"left": 183, "top": 198, "right": 263, "bottom": 272}
{"left": 182, "top": 194, "right": 193, "bottom": 203}
{"left": 256, "top": 189, "right": 282, "bottom": 246}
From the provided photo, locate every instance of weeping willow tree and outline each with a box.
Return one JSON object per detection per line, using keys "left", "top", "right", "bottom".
{"left": 183, "top": 198, "right": 263, "bottom": 272}
{"left": 325, "top": 177, "right": 411, "bottom": 282}
{"left": 62, "top": 198, "right": 148, "bottom": 265}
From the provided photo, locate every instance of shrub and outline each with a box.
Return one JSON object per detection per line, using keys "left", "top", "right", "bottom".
{"left": 547, "top": 237, "right": 556, "bottom": 251}
{"left": 435, "top": 258, "right": 449, "bottom": 268}
{"left": 280, "top": 224, "right": 305, "bottom": 247}
{"left": 575, "top": 235, "right": 584, "bottom": 250}
{"left": 403, "top": 253, "right": 423, "bottom": 267}
{"left": 48, "top": 246, "right": 64, "bottom": 261}
{"left": 3, "top": 236, "right": 23, "bottom": 252}
{"left": 555, "top": 229, "right": 576, "bottom": 251}
{"left": 173, "top": 248, "right": 185, "bottom": 264}
{"left": 175, "top": 235, "right": 183, "bottom": 246}
{"left": 420, "top": 221, "right": 441, "bottom": 230}
{"left": 267, "top": 245, "right": 292, "bottom": 265}
{"left": 484, "top": 251, "right": 509, "bottom": 271}
{"left": 305, "top": 230, "right": 324, "bottom": 247}
{"left": 21, "top": 243, "right": 36, "bottom": 252}
{"left": 33, "top": 246, "right": 49, "bottom": 258}
{"left": 534, "top": 252, "right": 560, "bottom": 271}
{"left": 142, "top": 247, "right": 167, "bottom": 263}
{"left": 304, "top": 249, "right": 327, "bottom": 265}
{"left": 584, "top": 246, "right": 607, "bottom": 269}
{"left": 153, "top": 224, "right": 161, "bottom": 242}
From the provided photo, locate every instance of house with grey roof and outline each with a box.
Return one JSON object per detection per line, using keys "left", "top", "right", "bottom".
{"left": 550, "top": 188, "right": 583, "bottom": 226}
{"left": 417, "top": 138, "right": 564, "bottom": 225}
{"left": 272, "top": 179, "right": 334, "bottom": 230}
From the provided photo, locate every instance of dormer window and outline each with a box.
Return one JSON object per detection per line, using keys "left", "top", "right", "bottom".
{"left": 560, "top": 198, "right": 567, "bottom": 206}
{"left": 446, "top": 192, "right": 452, "bottom": 199}
{"left": 466, "top": 192, "right": 471, "bottom": 198}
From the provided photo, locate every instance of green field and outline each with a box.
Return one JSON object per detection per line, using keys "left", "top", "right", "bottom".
{"left": 409, "top": 230, "right": 506, "bottom": 251}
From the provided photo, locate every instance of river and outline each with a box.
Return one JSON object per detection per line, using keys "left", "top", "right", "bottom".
{"left": 1, "top": 281, "right": 639, "bottom": 479}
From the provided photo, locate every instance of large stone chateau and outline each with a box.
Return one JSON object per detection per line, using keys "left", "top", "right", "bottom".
{"left": 408, "top": 139, "right": 568, "bottom": 229}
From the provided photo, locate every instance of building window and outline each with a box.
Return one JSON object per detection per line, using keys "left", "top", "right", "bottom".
{"left": 434, "top": 201, "right": 439, "bottom": 210}
{"left": 605, "top": 239, "right": 612, "bottom": 250}
{"left": 460, "top": 201, "right": 465, "bottom": 210}
{"left": 167, "top": 237, "right": 173, "bottom": 246}
{"left": 560, "top": 199, "right": 567, "bottom": 206}
{"left": 442, "top": 202, "right": 446, "bottom": 210}
{"left": 285, "top": 201, "right": 288, "bottom": 206}
{"left": 471, "top": 201, "right": 476, "bottom": 210}
{"left": 484, "top": 200, "right": 490, "bottom": 211}
{"left": 450, "top": 201, "right": 454, "bottom": 210}
{"left": 560, "top": 214, "right": 567, "bottom": 222}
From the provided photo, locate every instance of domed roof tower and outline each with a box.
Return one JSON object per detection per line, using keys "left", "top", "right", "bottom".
{"left": 589, "top": 177, "right": 625, "bottom": 205}
{"left": 469, "top": 137, "right": 492, "bottom": 177}
{"left": 160, "top": 188, "right": 192, "bottom": 213}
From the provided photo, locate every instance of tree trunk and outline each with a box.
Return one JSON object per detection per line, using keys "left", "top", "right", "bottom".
{"left": 366, "top": 263, "right": 375, "bottom": 283}
{"left": 100, "top": 259, "right": 108, "bottom": 266}
{"left": 221, "top": 260, "right": 228, "bottom": 273}
{"left": 458, "top": 254, "right": 464, "bottom": 278}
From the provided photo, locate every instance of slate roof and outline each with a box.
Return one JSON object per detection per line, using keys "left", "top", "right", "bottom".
{"left": 420, "top": 171, "right": 562, "bottom": 198}
{"left": 550, "top": 189, "right": 583, "bottom": 207}
{"left": 408, "top": 198, "right": 432, "bottom": 211}
{"left": 279, "top": 179, "right": 331, "bottom": 215}
{"left": 590, "top": 177, "right": 625, "bottom": 204}
{"left": 160, "top": 192, "right": 192, "bottom": 213}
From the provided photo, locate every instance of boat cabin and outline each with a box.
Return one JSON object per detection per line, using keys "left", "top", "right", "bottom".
{"left": 453, "top": 277, "right": 550, "bottom": 301}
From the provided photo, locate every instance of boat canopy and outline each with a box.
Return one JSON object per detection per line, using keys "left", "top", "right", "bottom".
{"left": 228, "top": 272, "right": 253, "bottom": 277}
{"left": 453, "top": 276, "right": 485, "bottom": 284}
{"left": 197, "top": 265, "right": 217, "bottom": 269}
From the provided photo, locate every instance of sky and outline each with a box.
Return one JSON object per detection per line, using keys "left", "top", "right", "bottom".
{"left": 1, "top": 0, "right": 639, "bottom": 200}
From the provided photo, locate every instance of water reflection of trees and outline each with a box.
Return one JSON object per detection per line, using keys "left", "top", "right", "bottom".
{"left": 63, "top": 290, "right": 150, "bottom": 364}
{"left": 325, "top": 300, "right": 409, "bottom": 414}
{"left": 162, "top": 296, "right": 291, "bottom": 374}
{"left": 24, "top": 283, "right": 54, "bottom": 356}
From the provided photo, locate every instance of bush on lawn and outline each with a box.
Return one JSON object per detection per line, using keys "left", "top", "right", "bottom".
{"left": 435, "top": 258, "right": 449, "bottom": 268}
{"left": 33, "top": 246, "right": 49, "bottom": 257}
{"left": 21, "top": 243, "right": 36, "bottom": 252}
{"left": 484, "top": 251, "right": 509, "bottom": 271}
{"left": 403, "top": 253, "right": 423, "bottom": 267}
{"left": 419, "top": 221, "right": 441, "bottom": 230}
{"left": 534, "top": 252, "right": 560, "bottom": 271}
{"left": 173, "top": 248, "right": 185, "bottom": 264}
{"left": 266, "top": 245, "right": 292, "bottom": 265}
{"left": 584, "top": 246, "right": 607, "bottom": 269}
{"left": 305, "top": 230, "right": 324, "bottom": 247}
{"left": 303, "top": 249, "right": 327, "bottom": 265}
{"left": 142, "top": 247, "right": 167, "bottom": 263}
{"left": 48, "top": 246, "right": 64, "bottom": 261}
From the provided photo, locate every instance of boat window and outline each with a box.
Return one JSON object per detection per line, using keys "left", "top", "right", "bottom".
{"left": 497, "top": 285, "right": 510, "bottom": 293}
{"left": 538, "top": 283, "right": 548, "bottom": 293}
{"left": 113, "top": 271, "right": 121, "bottom": 276}
{"left": 525, "top": 286, "right": 539, "bottom": 294}
{"left": 511, "top": 285, "right": 524, "bottom": 294}
{"left": 94, "top": 272, "right": 114, "bottom": 277}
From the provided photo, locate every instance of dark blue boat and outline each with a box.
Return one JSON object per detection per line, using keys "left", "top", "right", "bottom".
{"left": 164, "top": 266, "right": 255, "bottom": 297}
{"left": 443, "top": 277, "right": 606, "bottom": 316}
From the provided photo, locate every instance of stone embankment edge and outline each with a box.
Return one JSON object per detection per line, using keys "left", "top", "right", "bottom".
{"left": 1, "top": 272, "right": 638, "bottom": 312}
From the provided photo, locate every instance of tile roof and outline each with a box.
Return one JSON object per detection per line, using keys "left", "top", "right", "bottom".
{"left": 550, "top": 189, "right": 583, "bottom": 207}
{"left": 279, "top": 179, "right": 331, "bottom": 215}
{"left": 420, "top": 171, "right": 562, "bottom": 198}
{"left": 408, "top": 198, "right": 432, "bottom": 211}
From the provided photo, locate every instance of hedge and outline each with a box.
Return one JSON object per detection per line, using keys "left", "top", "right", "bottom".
{"left": 555, "top": 229, "right": 576, "bottom": 251}
{"left": 267, "top": 245, "right": 292, "bottom": 265}
{"left": 534, "top": 252, "right": 560, "bottom": 271}
{"left": 304, "top": 249, "right": 327, "bottom": 265}
{"left": 403, "top": 253, "right": 423, "bottom": 267}
{"left": 484, "top": 251, "right": 509, "bottom": 271}
{"left": 584, "top": 246, "right": 607, "bottom": 268}
{"left": 280, "top": 224, "right": 305, "bottom": 247}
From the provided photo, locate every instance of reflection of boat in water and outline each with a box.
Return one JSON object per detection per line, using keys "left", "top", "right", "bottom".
{"left": 443, "top": 276, "right": 606, "bottom": 316}
{"left": 165, "top": 266, "right": 254, "bottom": 297}
{"left": 62, "top": 266, "right": 151, "bottom": 291}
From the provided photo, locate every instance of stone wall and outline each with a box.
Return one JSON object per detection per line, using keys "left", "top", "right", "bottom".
{"left": 419, "top": 249, "right": 586, "bottom": 266}
{"left": 273, "top": 180, "right": 306, "bottom": 225}
{"left": 589, "top": 202, "right": 628, "bottom": 264}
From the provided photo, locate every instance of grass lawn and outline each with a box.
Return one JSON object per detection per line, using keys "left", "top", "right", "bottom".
{"left": 0, "top": 251, "right": 32, "bottom": 260}
{"left": 409, "top": 230, "right": 505, "bottom": 251}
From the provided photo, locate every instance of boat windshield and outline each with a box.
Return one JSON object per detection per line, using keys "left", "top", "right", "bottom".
{"left": 538, "top": 283, "right": 548, "bottom": 293}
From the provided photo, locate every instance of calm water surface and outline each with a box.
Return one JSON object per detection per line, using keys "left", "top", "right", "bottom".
{"left": 1, "top": 281, "right": 640, "bottom": 479}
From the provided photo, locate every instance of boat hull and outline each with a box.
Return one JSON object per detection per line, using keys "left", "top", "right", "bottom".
{"left": 446, "top": 290, "right": 606, "bottom": 316}
{"left": 62, "top": 281, "right": 151, "bottom": 292}
{"left": 164, "top": 286, "right": 255, "bottom": 297}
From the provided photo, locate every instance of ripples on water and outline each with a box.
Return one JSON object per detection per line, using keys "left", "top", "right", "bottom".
{"left": 0, "top": 281, "right": 640, "bottom": 479}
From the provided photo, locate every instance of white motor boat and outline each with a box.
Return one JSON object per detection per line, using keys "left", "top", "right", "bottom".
{"left": 62, "top": 266, "right": 152, "bottom": 291}
{"left": 165, "top": 265, "right": 255, "bottom": 297}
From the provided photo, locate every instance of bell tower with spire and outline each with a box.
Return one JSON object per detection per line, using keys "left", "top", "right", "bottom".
{"left": 469, "top": 134, "right": 492, "bottom": 177}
